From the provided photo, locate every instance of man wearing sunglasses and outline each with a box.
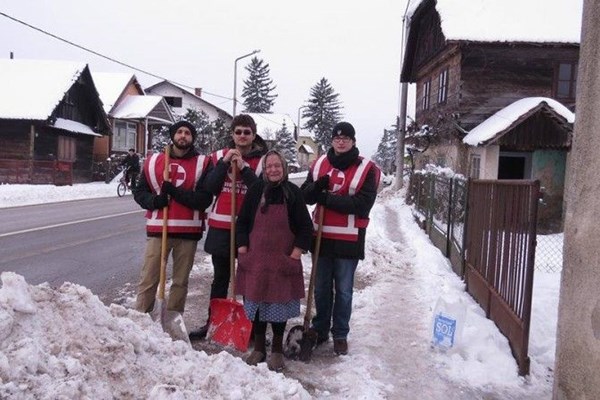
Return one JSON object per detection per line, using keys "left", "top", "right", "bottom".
{"left": 188, "top": 114, "right": 268, "bottom": 340}
{"left": 301, "top": 121, "right": 381, "bottom": 356}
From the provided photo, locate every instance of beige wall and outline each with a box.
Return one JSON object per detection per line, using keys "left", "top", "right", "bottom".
{"left": 553, "top": 1, "right": 600, "bottom": 398}
{"left": 470, "top": 145, "right": 499, "bottom": 179}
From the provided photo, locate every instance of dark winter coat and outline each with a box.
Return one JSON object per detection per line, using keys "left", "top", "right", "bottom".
{"left": 203, "top": 139, "right": 268, "bottom": 256}
{"left": 301, "top": 146, "right": 379, "bottom": 259}
{"left": 132, "top": 145, "right": 214, "bottom": 241}
{"left": 121, "top": 153, "right": 140, "bottom": 172}
{"left": 236, "top": 179, "right": 314, "bottom": 252}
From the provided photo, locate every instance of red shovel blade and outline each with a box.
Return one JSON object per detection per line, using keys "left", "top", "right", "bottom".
{"left": 208, "top": 298, "right": 252, "bottom": 352}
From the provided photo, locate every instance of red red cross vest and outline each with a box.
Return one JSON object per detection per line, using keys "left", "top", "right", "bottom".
{"left": 310, "top": 154, "right": 380, "bottom": 242}
{"left": 207, "top": 149, "right": 264, "bottom": 230}
{"left": 143, "top": 152, "right": 210, "bottom": 235}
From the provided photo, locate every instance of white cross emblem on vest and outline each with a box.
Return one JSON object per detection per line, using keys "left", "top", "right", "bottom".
{"left": 329, "top": 169, "right": 345, "bottom": 193}
{"left": 169, "top": 163, "right": 187, "bottom": 187}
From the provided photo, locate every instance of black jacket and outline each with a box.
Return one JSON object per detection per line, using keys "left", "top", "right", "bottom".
{"left": 204, "top": 140, "right": 268, "bottom": 256}
{"left": 121, "top": 153, "right": 140, "bottom": 172}
{"left": 236, "top": 179, "right": 314, "bottom": 251}
{"left": 132, "top": 146, "right": 214, "bottom": 241}
{"left": 301, "top": 147, "right": 378, "bottom": 259}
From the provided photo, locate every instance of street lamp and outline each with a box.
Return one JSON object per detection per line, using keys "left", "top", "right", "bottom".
{"left": 233, "top": 49, "right": 260, "bottom": 117}
{"left": 296, "top": 105, "right": 308, "bottom": 141}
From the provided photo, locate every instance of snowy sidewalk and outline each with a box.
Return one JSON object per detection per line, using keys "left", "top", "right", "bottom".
{"left": 185, "top": 189, "right": 552, "bottom": 398}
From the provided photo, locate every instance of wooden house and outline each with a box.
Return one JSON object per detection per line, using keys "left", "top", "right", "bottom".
{"left": 296, "top": 135, "right": 318, "bottom": 171}
{"left": 91, "top": 72, "right": 174, "bottom": 160}
{"left": 0, "top": 59, "right": 110, "bottom": 184}
{"left": 144, "top": 80, "right": 232, "bottom": 123}
{"left": 401, "top": 0, "right": 581, "bottom": 231}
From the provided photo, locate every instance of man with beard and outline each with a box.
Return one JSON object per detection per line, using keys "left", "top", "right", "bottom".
{"left": 133, "top": 121, "right": 213, "bottom": 316}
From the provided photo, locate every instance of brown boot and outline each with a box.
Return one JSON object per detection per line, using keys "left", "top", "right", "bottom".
{"left": 268, "top": 334, "right": 285, "bottom": 371}
{"left": 267, "top": 352, "right": 285, "bottom": 372}
{"left": 246, "top": 333, "right": 266, "bottom": 366}
{"left": 333, "top": 338, "right": 348, "bottom": 355}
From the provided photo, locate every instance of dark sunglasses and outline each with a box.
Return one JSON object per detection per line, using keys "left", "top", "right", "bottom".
{"left": 234, "top": 129, "right": 253, "bottom": 136}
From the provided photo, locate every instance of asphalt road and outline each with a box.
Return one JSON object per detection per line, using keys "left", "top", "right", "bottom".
{"left": 0, "top": 196, "right": 147, "bottom": 305}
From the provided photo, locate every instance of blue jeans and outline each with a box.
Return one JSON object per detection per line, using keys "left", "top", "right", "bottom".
{"left": 311, "top": 257, "right": 359, "bottom": 340}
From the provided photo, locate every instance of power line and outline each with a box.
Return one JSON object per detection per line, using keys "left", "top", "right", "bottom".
{"left": 0, "top": 11, "right": 232, "bottom": 101}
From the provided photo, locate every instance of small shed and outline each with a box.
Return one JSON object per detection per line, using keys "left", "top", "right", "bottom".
{"left": 463, "top": 97, "right": 574, "bottom": 232}
{"left": 0, "top": 59, "right": 110, "bottom": 184}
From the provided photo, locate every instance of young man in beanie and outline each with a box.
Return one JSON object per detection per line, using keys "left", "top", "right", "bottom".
{"left": 301, "top": 121, "right": 381, "bottom": 355}
{"left": 188, "top": 114, "right": 268, "bottom": 340}
{"left": 132, "top": 120, "right": 213, "bottom": 317}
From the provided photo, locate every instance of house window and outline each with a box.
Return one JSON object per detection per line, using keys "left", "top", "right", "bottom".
{"left": 58, "top": 136, "right": 76, "bottom": 162}
{"left": 164, "top": 96, "right": 183, "bottom": 108}
{"left": 555, "top": 62, "right": 577, "bottom": 100}
{"left": 436, "top": 155, "right": 445, "bottom": 167}
{"left": 422, "top": 79, "right": 431, "bottom": 111}
{"left": 438, "top": 68, "right": 449, "bottom": 104}
{"left": 469, "top": 154, "right": 481, "bottom": 179}
{"left": 113, "top": 121, "right": 137, "bottom": 152}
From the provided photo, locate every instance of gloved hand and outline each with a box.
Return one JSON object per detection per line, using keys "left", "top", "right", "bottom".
{"left": 316, "top": 191, "right": 328, "bottom": 206}
{"left": 161, "top": 180, "right": 176, "bottom": 196}
{"left": 153, "top": 192, "right": 169, "bottom": 209}
{"left": 315, "top": 175, "right": 330, "bottom": 192}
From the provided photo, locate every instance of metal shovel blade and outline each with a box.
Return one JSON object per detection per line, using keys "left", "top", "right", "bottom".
{"left": 150, "top": 298, "right": 191, "bottom": 344}
{"left": 208, "top": 298, "right": 252, "bottom": 352}
{"left": 284, "top": 325, "right": 317, "bottom": 362}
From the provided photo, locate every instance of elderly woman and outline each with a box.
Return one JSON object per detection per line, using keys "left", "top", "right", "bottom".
{"left": 235, "top": 150, "right": 313, "bottom": 372}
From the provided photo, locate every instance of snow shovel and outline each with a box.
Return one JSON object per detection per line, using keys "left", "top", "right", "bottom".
{"left": 151, "top": 145, "right": 190, "bottom": 344}
{"left": 208, "top": 162, "right": 252, "bottom": 352}
{"left": 284, "top": 205, "right": 325, "bottom": 362}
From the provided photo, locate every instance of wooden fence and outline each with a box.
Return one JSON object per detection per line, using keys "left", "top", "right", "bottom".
{"left": 407, "top": 173, "right": 539, "bottom": 375}
{"left": 0, "top": 159, "right": 73, "bottom": 185}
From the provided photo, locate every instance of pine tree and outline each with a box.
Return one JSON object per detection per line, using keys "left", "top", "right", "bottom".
{"left": 303, "top": 78, "right": 343, "bottom": 151}
{"left": 151, "top": 125, "right": 170, "bottom": 154}
{"left": 273, "top": 121, "right": 298, "bottom": 167}
{"left": 241, "top": 57, "right": 278, "bottom": 113}
{"left": 373, "top": 127, "right": 398, "bottom": 175}
{"left": 182, "top": 109, "right": 212, "bottom": 154}
{"left": 211, "top": 117, "right": 231, "bottom": 151}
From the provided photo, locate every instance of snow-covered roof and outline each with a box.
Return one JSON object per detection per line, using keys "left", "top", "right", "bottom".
{"left": 463, "top": 97, "right": 575, "bottom": 146}
{"left": 299, "top": 143, "right": 314, "bottom": 154}
{"left": 245, "top": 113, "right": 295, "bottom": 140}
{"left": 0, "top": 59, "right": 87, "bottom": 120}
{"left": 408, "top": 0, "right": 582, "bottom": 44}
{"left": 52, "top": 118, "right": 101, "bottom": 136}
{"left": 111, "top": 95, "right": 174, "bottom": 124}
{"left": 91, "top": 72, "right": 136, "bottom": 113}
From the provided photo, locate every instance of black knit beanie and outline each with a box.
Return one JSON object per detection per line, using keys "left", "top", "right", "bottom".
{"left": 169, "top": 121, "right": 197, "bottom": 141}
{"left": 332, "top": 122, "right": 356, "bottom": 141}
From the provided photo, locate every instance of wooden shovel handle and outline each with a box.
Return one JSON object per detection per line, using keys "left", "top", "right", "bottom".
{"left": 304, "top": 205, "right": 325, "bottom": 329}
{"left": 158, "top": 145, "right": 170, "bottom": 300}
{"left": 229, "top": 161, "right": 237, "bottom": 299}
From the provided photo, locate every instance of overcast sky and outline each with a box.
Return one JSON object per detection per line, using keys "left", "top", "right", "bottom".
{"left": 0, "top": 0, "right": 414, "bottom": 158}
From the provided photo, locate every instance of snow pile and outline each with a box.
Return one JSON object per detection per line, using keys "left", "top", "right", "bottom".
{"left": 0, "top": 272, "right": 310, "bottom": 400}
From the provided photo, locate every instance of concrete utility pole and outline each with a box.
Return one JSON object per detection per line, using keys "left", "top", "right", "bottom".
{"left": 553, "top": 1, "right": 600, "bottom": 398}
{"left": 232, "top": 50, "right": 260, "bottom": 117}
{"left": 394, "top": 6, "right": 411, "bottom": 190}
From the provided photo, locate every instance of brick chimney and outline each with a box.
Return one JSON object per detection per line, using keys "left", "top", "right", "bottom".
{"left": 194, "top": 88, "right": 202, "bottom": 97}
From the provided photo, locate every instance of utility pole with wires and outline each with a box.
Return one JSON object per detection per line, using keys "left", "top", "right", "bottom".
{"left": 394, "top": 2, "right": 412, "bottom": 190}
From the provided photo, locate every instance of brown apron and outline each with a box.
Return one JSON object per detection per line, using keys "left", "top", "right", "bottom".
{"left": 235, "top": 203, "right": 305, "bottom": 303}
